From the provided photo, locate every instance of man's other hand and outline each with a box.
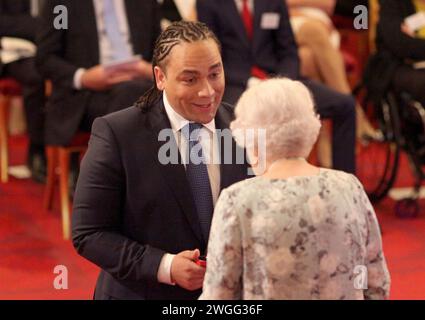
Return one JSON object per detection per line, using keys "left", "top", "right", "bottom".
{"left": 170, "top": 249, "right": 206, "bottom": 291}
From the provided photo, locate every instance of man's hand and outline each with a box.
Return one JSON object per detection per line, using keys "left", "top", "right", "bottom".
{"left": 81, "top": 65, "right": 134, "bottom": 91}
{"left": 170, "top": 249, "right": 206, "bottom": 291}
{"left": 125, "top": 59, "right": 153, "bottom": 80}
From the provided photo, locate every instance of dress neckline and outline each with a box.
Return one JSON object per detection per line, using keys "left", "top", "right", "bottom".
{"left": 258, "top": 168, "right": 324, "bottom": 182}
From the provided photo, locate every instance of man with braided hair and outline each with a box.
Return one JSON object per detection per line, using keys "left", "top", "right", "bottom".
{"left": 72, "top": 21, "right": 250, "bottom": 300}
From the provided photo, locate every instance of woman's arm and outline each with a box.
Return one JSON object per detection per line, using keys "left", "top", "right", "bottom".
{"left": 363, "top": 199, "right": 391, "bottom": 299}
{"left": 352, "top": 176, "right": 391, "bottom": 300}
{"left": 199, "top": 190, "right": 243, "bottom": 300}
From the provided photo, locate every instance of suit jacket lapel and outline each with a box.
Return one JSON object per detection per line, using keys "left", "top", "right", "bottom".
{"left": 226, "top": 0, "right": 251, "bottom": 49}
{"left": 252, "top": 0, "right": 266, "bottom": 54}
{"left": 124, "top": 0, "right": 143, "bottom": 55}
{"left": 83, "top": 0, "right": 99, "bottom": 64}
{"left": 146, "top": 100, "right": 205, "bottom": 245}
{"left": 405, "top": 0, "right": 416, "bottom": 16}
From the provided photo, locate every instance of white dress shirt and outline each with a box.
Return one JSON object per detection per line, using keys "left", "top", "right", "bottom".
{"left": 234, "top": 0, "right": 254, "bottom": 13}
{"left": 163, "top": 0, "right": 196, "bottom": 20}
{"left": 157, "top": 91, "right": 221, "bottom": 285}
{"left": 73, "top": 0, "right": 135, "bottom": 89}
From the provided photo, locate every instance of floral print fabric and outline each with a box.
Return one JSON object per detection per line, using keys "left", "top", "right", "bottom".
{"left": 199, "top": 169, "right": 390, "bottom": 300}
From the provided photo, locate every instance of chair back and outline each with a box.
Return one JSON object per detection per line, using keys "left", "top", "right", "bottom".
{"left": 369, "top": 0, "right": 380, "bottom": 53}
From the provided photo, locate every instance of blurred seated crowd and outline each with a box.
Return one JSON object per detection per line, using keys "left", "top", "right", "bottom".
{"left": 1, "top": 0, "right": 424, "bottom": 185}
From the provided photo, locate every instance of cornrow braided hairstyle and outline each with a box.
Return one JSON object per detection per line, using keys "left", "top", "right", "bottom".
{"left": 136, "top": 21, "right": 221, "bottom": 112}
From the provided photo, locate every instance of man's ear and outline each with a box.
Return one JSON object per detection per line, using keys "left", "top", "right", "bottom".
{"left": 154, "top": 66, "right": 166, "bottom": 91}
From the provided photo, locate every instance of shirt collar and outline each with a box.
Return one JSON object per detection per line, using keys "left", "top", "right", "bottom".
{"left": 162, "top": 91, "right": 216, "bottom": 134}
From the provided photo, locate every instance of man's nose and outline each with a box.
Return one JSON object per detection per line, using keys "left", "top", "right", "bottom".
{"left": 198, "top": 80, "right": 215, "bottom": 97}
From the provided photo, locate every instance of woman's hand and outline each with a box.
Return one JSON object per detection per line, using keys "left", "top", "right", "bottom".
{"left": 401, "top": 23, "right": 415, "bottom": 37}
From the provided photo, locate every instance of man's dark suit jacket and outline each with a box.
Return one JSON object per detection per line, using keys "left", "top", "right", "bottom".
{"left": 377, "top": 0, "right": 425, "bottom": 63}
{"left": 0, "top": 0, "right": 38, "bottom": 74}
{"left": 72, "top": 99, "right": 250, "bottom": 300}
{"left": 160, "top": 0, "right": 182, "bottom": 23}
{"left": 197, "top": 0, "right": 299, "bottom": 88}
{"left": 36, "top": 0, "right": 161, "bottom": 146}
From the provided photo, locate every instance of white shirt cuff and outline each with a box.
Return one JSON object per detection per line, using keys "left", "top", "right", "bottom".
{"left": 73, "top": 68, "right": 86, "bottom": 90}
{"left": 157, "top": 253, "right": 176, "bottom": 285}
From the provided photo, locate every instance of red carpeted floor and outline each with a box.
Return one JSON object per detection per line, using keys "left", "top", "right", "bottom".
{"left": 0, "top": 136, "right": 98, "bottom": 300}
{"left": 0, "top": 135, "right": 424, "bottom": 300}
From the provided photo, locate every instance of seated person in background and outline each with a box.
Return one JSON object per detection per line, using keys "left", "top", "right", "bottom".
{"left": 36, "top": 0, "right": 160, "bottom": 147}
{"left": 197, "top": 0, "right": 356, "bottom": 174}
{"left": 200, "top": 78, "right": 390, "bottom": 300}
{"left": 287, "top": 0, "right": 382, "bottom": 168}
{"left": 0, "top": 0, "right": 46, "bottom": 182}
{"left": 377, "top": 0, "right": 425, "bottom": 106}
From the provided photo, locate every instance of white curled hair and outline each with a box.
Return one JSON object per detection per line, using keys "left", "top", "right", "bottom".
{"left": 230, "top": 78, "right": 321, "bottom": 161}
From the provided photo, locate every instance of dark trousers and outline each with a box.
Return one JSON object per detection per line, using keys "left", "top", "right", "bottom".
{"left": 2, "top": 58, "right": 45, "bottom": 148}
{"left": 79, "top": 80, "right": 152, "bottom": 132}
{"left": 392, "top": 65, "right": 425, "bottom": 106}
{"left": 224, "top": 79, "right": 356, "bottom": 174}
{"left": 303, "top": 79, "right": 356, "bottom": 174}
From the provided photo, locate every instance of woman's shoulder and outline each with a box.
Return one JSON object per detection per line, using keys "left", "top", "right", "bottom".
{"left": 320, "top": 167, "right": 358, "bottom": 181}
{"left": 223, "top": 169, "right": 364, "bottom": 198}
{"left": 224, "top": 176, "right": 267, "bottom": 193}
{"left": 220, "top": 177, "right": 275, "bottom": 202}
{"left": 320, "top": 168, "right": 365, "bottom": 193}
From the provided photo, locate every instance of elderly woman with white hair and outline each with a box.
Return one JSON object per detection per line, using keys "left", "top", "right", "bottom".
{"left": 199, "top": 78, "right": 390, "bottom": 300}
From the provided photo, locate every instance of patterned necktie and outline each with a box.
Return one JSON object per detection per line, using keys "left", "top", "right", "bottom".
{"left": 102, "top": 0, "right": 132, "bottom": 62}
{"left": 181, "top": 123, "right": 214, "bottom": 242}
{"left": 241, "top": 0, "right": 253, "bottom": 40}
